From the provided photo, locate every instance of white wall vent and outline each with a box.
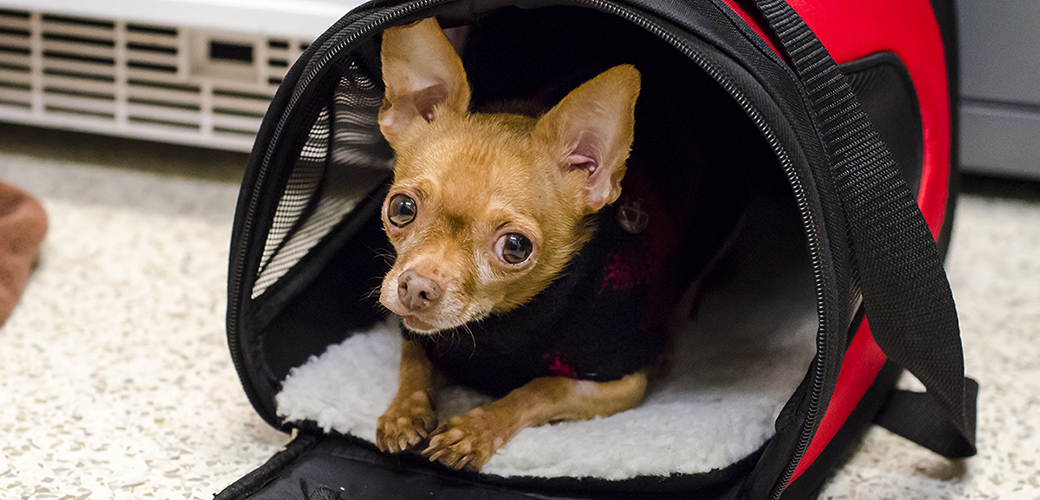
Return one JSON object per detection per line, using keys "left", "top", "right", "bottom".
{"left": 0, "top": 2, "right": 353, "bottom": 151}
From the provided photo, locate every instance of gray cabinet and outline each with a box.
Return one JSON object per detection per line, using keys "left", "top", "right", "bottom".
{"left": 959, "top": 0, "right": 1040, "bottom": 179}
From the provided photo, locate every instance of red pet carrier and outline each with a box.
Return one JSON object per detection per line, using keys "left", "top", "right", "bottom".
{"left": 219, "top": 1, "right": 976, "bottom": 498}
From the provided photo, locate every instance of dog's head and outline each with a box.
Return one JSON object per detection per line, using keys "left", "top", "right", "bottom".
{"left": 376, "top": 17, "right": 640, "bottom": 333}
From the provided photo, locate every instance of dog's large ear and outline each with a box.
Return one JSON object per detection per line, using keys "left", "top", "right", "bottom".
{"left": 379, "top": 17, "right": 470, "bottom": 146}
{"left": 534, "top": 65, "right": 640, "bottom": 212}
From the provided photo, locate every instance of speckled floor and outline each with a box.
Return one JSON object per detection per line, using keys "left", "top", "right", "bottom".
{"left": 0, "top": 124, "right": 1037, "bottom": 499}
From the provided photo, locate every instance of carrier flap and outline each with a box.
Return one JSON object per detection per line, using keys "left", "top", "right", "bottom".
{"left": 214, "top": 433, "right": 754, "bottom": 500}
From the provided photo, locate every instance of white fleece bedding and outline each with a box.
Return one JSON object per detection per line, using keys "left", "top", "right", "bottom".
{"left": 275, "top": 195, "right": 818, "bottom": 480}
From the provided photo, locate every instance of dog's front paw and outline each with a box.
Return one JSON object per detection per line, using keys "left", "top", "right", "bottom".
{"left": 376, "top": 390, "right": 437, "bottom": 453}
{"left": 423, "top": 407, "right": 512, "bottom": 471}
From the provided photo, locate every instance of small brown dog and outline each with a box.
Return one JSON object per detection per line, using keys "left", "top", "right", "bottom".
{"left": 374, "top": 17, "right": 644, "bottom": 470}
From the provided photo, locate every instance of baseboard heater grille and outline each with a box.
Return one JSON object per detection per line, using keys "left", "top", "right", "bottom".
{"left": 0, "top": 8, "right": 313, "bottom": 151}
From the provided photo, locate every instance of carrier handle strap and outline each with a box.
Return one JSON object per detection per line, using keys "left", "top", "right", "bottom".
{"left": 875, "top": 378, "right": 978, "bottom": 458}
{"left": 750, "top": 0, "right": 977, "bottom": 458}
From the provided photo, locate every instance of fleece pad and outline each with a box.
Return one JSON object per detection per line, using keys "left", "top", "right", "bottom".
{"left": 275, "top": 195, "right": 818, "bottom": 480}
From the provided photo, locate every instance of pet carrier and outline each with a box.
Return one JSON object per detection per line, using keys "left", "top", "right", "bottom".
{"left": 219, "top": 1, "right": 976, "bottom": 498}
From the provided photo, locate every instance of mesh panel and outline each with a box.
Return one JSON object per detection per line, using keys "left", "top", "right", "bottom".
{"left": 251, "top": 58, "right": 392, "bottom": 299}
{"left": 253, "top": 106, "right": 331, "bottom": 295}
{"left": 330, "top": 61, "right": 393, "bottom": 170}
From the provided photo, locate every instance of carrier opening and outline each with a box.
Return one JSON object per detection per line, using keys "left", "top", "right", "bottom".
{"left": 247, "top": 6, "right": 818, "bottom": 484}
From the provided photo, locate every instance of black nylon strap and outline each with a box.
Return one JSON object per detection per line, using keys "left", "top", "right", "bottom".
{"left": 751, "top": 0, "right": 976, "bottom": 457}
{"left": 875, "top": 379, "right": 978, "bottom": 458}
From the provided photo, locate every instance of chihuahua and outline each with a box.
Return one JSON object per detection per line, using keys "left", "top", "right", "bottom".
{"left": 374, "top": 17, "right": 648, "bottom": 471}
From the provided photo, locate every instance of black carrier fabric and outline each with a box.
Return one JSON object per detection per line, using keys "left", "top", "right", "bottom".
{"left": 220, "top": 1, "right": 977, "bottom": 499}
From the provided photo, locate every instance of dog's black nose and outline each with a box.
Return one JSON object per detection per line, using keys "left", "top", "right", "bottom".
{"left": 397, "top": 269, "right": 443, "bottom": 311}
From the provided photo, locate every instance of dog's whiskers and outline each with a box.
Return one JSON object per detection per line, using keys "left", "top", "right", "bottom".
{"left": 460, "top": 321, "right": 478, "bottom": 358}
{"left": 364, "top": 283, "right": 384, "bottom": 300}
{"left": 375, "top": 250, "right": 396, "bottom": 265}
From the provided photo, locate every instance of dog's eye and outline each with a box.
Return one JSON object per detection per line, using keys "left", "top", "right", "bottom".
{"left": 498, "top": 233, "right": 532, "bottom": 265}
{"left": 387, "top": 194, "right": 417, "bottom": 227}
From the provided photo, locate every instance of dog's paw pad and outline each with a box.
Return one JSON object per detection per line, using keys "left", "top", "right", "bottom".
{"left": 376, "top": 391, "right": 436, "bottom": 453}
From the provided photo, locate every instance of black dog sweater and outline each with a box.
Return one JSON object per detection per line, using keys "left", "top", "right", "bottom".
{"left": 402, "top": 172, "right": 695, "bottom": 398}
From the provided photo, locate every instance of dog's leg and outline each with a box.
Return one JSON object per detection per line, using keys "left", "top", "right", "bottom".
{"left": 376, "top": 339, "right": 438, "bottom": 453}
{"left": 423, "top": 372, "right": 647, "bottom": 470}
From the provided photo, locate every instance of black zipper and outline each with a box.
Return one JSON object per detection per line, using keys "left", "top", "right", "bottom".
{"left": 227, "top": 1, "right": 829, "bottom": 497}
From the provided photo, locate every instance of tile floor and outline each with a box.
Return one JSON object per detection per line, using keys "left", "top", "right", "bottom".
{"left": 1, "top": 124, "right": 1037, "bottom": 499}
